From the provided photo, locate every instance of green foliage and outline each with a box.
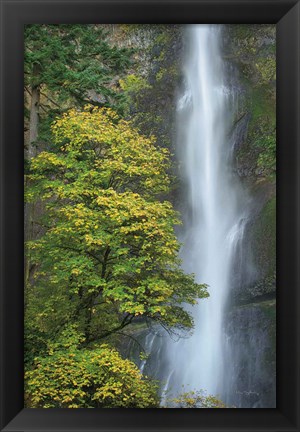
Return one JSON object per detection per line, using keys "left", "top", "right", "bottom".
{"left": 26, "top": 107, "right": 208, "bottom": 346}
{"left": 247, "top": 88, "right": 276, "bottom": 181}
{"left": 255, "top": 57, "right": 276, "bottom": 85}
{"left": 119, "top": 74, "right": 152, "bottom": 116}
{"left": 25, "top": 326, "right": 159, "bottom": 408}
{"left": 229, "top": 25, "right": 276, "bottom": 87}
{"left": 24, "top": 321, "right": 48, "bottom": 366}
{"left": 120, "top": 74, "right": 151, "bottom": 94}
{"left": 256, "top": 133, "right": 276, "bottom": 174}
{"left": 24, "top": 24, "right": 133, "bottom": 151}
{"left": 249, "top": 101, "right": 276, "bottom": 177}
{"left": 230, "top": 25, "right": 276, "bottom": 179}
{"left": 167, "top": 390, "right": 228, "bottom": 408}
{"left": 139, "top": 351, "right": 150, "bottom": 361}
{"left": 25, "top": 24, "right": 131, "bottom": 107}
{"left": 252, "top": 196, "right": 276, "bottom": 278}
{"left": 118, "top": 25, "right": 181, "bottom": 152}
{"left": 249, "top": 88, "right": 275, "bottom": 124}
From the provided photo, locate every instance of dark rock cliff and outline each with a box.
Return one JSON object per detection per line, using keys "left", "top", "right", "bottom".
{"left": 223, "top": 24, "right": 276, "bottom": 407}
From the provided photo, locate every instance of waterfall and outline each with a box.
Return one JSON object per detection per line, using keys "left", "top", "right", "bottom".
{"left": 160, "top": 24, "right": 247, "bottom": 404}
{"left": 128, "top": 24, "right": 252, "bottom": 406}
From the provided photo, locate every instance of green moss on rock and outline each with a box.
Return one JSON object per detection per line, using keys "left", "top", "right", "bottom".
{"left": 228, "top": 25, "right": 276, "bottom": 180}
{"left": 252, "top": 196, "right": 276, "bottom": 279}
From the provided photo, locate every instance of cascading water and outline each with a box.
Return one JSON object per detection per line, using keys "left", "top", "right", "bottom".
{"left": 128, "top": 24, "right": 252, "bottom": 406}
{"left": 160, "top": 24, "right": 248, "bottom": 404}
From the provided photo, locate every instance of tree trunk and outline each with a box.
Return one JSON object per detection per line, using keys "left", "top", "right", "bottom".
{"left": 28, "top": 65, "right": 40, "bottom": 159}
{"left": 24, "top": 64, "right": 41, "bottom": 305}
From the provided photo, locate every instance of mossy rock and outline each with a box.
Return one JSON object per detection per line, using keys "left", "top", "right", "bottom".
{"left": 235, "top": 84, "right": 276, "bottom": 180}
{"left": 252, "top": 195, "right": 276, "bottom": 279}
{"left": 227, "top": 24, "right": 276, "bottom": 181}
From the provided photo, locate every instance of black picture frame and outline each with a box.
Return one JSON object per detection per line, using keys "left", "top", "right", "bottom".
{"left": 0, "top": 0, "right": 299, "bottom": 431}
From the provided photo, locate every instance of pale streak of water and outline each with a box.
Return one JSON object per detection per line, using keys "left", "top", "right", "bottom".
{"left": 160, "top": 24, "right": 246, "bottom": 401}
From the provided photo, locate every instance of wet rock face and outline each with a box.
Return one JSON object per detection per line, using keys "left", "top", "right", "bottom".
{"left": 223, "top": 300, "right": 276, "bottom": 408}
{"left": 119, "top": 326, "right": 171, "bottom": 389}
{"left": 231, "top": 113, "right": 251, "bottom": 155}
{"left": 229, "top": 182, "right": 276, "bottom": 305}
{"left": 225, "top": 179, "right": 276, "bottom": 408}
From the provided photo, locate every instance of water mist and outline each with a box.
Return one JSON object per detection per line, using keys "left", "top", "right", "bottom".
{"left": 161, "top": 24, "right": 247, "bottom": 403}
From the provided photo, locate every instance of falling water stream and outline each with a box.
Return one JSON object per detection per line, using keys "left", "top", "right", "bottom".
{"left": 164, "top": 24, "right": 246, "bottom": 401}
{"left": 135, "top": 25, "right": 249, "bottom": 406}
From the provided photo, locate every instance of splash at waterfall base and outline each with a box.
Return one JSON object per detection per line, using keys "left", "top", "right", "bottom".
{"left": 122, "top": 24, "right": 276, "bottom": 409}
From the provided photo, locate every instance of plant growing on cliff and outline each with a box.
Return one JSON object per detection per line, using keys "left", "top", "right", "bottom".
{"left": 167, "top": 390, "right": 228, "bottom": 408}
{"left": 229, "top": 25, "right": 276, "bottom": 179}
{"left": 26, "top": 106, "right": 208, "bottom": 345}
{"left": 256, "top": 132, "right": 276, "bottom": 175}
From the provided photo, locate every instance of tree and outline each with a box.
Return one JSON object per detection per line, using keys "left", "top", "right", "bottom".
{"left": 25, "top": 24, "right": 131, "bottom": 158}
{"left": 26, "top": 106, "right": 208, "bottom": 345}
{"left": 25, "top": 326, "right": 159, "bottom": 408}
{"left": 24, "top": 24, "right": 132, "bottom": 304}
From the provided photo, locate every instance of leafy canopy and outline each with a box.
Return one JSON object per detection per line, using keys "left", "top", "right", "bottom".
{"left": 26, "top": 107, "right": 208, "bottom": 341}
{"left": 25, "top": 24, "right": 131, "bottom": 109}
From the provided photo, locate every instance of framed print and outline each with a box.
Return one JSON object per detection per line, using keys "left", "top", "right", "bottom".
{"left": 0, "top": 0, "right": 299, "bottom": 431}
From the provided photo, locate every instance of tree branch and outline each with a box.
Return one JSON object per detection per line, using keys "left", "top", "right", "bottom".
{"left": 58, "top": 244, "right": 103, "bottom": 264}
{"left": 101, "top": 246, "right": 111, "bottom": 278}
{"left": 40, "top": 91, "right": 61, "bottom": 108}
{"left": 115, "top": 331, "right": 146, "bottom": 353}
{"left": 95, "top": 314, "right": 134, "bottom": 340}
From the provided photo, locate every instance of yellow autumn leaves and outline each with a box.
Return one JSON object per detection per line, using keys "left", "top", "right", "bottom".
{"left": 26, "top": 342, "right": 159, "bottom": 408}
{"left": 25, "top": 105, "right": 207, "bottom": 408}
